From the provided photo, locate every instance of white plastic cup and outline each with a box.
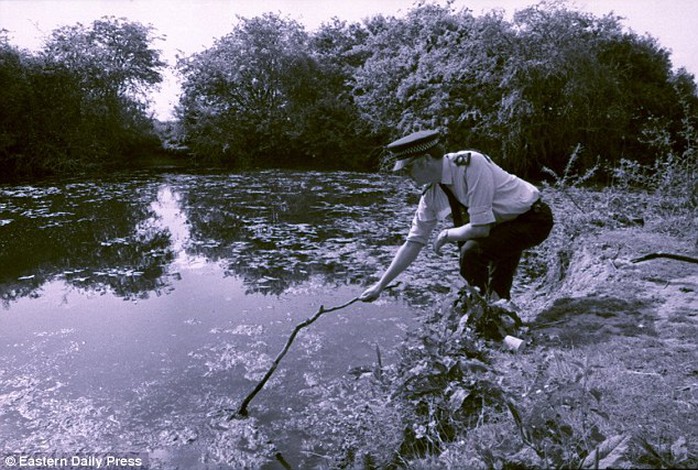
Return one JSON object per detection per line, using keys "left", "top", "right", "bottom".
{"left": 504, "top": 335, "right": 524, "bottom": 352}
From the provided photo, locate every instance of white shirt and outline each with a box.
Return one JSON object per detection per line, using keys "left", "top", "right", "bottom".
{"left": 406, "top": 151, "right": 540, "bottom": 245}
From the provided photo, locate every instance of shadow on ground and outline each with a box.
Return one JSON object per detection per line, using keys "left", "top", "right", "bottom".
{"left": 530, "top": 295, "right": 657, "bottom": 347}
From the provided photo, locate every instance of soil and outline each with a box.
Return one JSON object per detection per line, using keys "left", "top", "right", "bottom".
{"left": 524, "top": 227, "right": 697, "bottom": 349}
{"left": 512, "top": 227, "right": 697, "bottom": 465}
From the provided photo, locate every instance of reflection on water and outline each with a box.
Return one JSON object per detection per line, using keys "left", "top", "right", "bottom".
{"left": 0, "top": 170, "right": 459, "bottom": 305}
{"left": 150, "top": 185, "right": 207, "bottom": 270}
{"left": 0, "top": 170, "right": 462, "bottom": 468}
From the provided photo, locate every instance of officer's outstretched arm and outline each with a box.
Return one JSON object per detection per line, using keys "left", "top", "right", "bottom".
{"left": 359, "top": 240, "right": 423, "bottom": 302}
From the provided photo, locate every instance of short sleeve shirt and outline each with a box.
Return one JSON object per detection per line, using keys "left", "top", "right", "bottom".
{"left": 406, "top": 151, "right": 540, "bottom": 245}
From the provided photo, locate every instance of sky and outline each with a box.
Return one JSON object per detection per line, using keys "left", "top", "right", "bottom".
{"left": 2, "top": 0, "right": 697, "bottom": 120}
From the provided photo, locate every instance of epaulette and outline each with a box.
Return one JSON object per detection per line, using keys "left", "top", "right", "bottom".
{"left": 449, "top": 151, "right": 471, "bottom": 166}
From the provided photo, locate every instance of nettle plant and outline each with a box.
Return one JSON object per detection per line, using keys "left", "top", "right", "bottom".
{"left": 386, "top": 287, "right": 524, "bottom": 461}
{"left": 514, "top": 352, "right": 613, "bottom": 467}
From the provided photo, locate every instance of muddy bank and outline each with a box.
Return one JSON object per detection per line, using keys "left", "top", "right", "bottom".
{"left": 524, "top": 227, "right": 697, "bottom": 338}
{"left": 505, "top": 227, "right": 697, "bottom": 467}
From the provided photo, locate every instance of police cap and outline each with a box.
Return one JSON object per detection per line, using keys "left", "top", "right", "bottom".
{"left": 386, "top": 130, "right": 440, "bottom": 171}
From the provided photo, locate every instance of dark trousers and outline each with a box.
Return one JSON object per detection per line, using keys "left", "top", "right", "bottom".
{"left": 459, "top": 201, "right": 553, "bottom": 300}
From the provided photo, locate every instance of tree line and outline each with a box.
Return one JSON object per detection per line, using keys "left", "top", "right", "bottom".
{"left": 0, "top": 17, "right": 164, "bottom": 179}
{"left": 2, "top": 1, "right": 697, "bottom": 181}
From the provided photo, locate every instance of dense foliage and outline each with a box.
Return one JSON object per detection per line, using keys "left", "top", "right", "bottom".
{"left": 176, "top": 1, "right": 698, "bottom": 178}
{"left": 0, "top": 18, "right": 165, "bottom": 179}
{"left": 175, "top": 14, "right": 380, "bottom": 169}
{"left": 1, "top": 1, "right": 697, "bottom": 180}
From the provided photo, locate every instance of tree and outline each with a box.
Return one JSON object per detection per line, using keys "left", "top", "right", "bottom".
{"left": 351, "top": 4, "right": 496, "bottom": 148}
{"left": 1, "top": 18, "right": 166, "bottom": 179}
{"left": 474, "top": 1, "right": 694, "bottom": 177}
{"left": 43, "top": 16, "right": 164, "bottom": 102}
{"left": 297, "top": 18, "right": 384, "bottom": 168}
{"left": 42, "top": 16, "right": 165, "bottom": 160}
{"left": 0, "top": 37, "right": 90, "bottom": 176}
{"left": 172, "top": 2, "right": 697, "bottom": 177}
{"left": 493, "top": 3, "right": 627, "bottom": 174}
{"left": 177, "top": 13, "right": 312, "bottom": 166}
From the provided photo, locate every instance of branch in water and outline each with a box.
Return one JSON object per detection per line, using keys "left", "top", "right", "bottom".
{"left": 232, "top": 282, "right": 401, "bottom": 419}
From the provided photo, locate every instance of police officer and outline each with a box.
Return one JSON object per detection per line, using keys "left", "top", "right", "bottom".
{"left": 359, "top": 130, "right": 553, "bottom": 302}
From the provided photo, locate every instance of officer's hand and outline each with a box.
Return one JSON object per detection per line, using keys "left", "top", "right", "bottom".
{"left": 359, "top": 283, "right": 382, "bottom": 302}
{"left": 434, "top": 229, "right": 450, "bottom": 255}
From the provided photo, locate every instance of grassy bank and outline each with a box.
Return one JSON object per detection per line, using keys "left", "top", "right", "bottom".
{"left": 280, "top": 154, "right": 697, "bottom": 468}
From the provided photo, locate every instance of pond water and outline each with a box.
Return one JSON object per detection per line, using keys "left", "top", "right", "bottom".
{"left": 0, "top": 170, "right": 463, "bottom": 468}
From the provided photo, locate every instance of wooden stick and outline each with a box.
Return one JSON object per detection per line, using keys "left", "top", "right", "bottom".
{"left": 232, "top": 283, "right": 399, "bottom": 419}
{"left": 630, "top": 252, "right": 698, "bottom": 264}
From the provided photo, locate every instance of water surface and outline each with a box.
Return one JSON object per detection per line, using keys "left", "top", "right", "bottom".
{"left": 0, "top": 170, "right": 462, "bottom": 468}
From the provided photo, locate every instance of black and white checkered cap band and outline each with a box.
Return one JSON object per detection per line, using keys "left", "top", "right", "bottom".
{"left": 390, "top": 137, "right": 439, "bottom": 158}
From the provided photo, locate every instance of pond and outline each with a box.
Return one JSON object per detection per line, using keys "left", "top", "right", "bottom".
{"left": 0, "top": 170, "right": 463, "bottom": 468}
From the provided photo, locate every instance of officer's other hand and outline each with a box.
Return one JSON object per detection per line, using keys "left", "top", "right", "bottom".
{"left": 359, "top": 283, "right": 382, "bottom": 302}
{"left": 434, "top": 229, "right": 449, "bottom": 255}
